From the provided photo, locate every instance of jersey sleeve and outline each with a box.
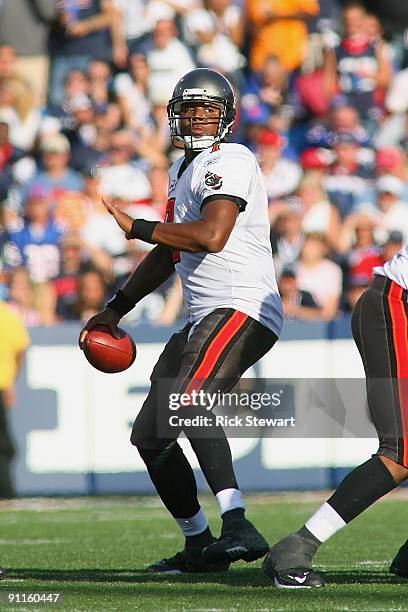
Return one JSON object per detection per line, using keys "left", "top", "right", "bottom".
{"left": 195, "top": 146, "right": 254, "bottom": 213}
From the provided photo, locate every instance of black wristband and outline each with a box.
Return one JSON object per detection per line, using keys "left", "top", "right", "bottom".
{"left": 129, "top": 219, "right": 159, "bottom": 243}
{"left": 106, "top": 290, "right": 135, "bottom": 318}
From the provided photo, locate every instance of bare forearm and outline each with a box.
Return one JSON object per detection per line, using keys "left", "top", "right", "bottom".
{"left": 151, "top": 220, "right": 225, "bottom": 253}
{"left": 121, "top": 244, "right": 175, "bottom": 304}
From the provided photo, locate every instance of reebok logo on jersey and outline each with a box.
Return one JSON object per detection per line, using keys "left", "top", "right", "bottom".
{"left": 205, "top": 171, "right": 223, "bottom": 190}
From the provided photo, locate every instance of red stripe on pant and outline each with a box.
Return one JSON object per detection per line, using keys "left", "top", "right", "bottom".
{"left": 388, "top": 281, "right": 408, "bottom": 466}
{"left": 183, "top": 311, "right": 249, "bottom": 397}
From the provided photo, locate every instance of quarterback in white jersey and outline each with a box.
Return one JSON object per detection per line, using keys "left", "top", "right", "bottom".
{"left": 80, "top": 68, "right": 282, "bottom": 574}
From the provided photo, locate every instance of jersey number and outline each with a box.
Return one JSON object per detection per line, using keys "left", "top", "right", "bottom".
{"left": 165, "top": 198, "right": 181, "bottom": 264}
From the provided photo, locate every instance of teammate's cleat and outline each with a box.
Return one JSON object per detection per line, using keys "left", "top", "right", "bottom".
{"left": 268, "top": 567, "right": 326, "bottom": 589}
{"left": 262, "top": 530, "right": 325, "bottom": 588}
{"left": 202, "top": 518, "right": 269, "bottom": 563}
{"left": 0, "top": 568, "right": 5, "bottom": 580}
{"left": 390, "top": 539, "right": 408, "bottom": 578}
{"left": 146, "top": 548, "right": 230, "bottom": 574}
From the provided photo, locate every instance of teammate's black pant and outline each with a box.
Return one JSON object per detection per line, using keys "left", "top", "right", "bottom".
{"left": 352, "top": 275, "right": 408, "bottom": 467}
{"left": 131, "top": 308, "right": 277, "bottom": 519}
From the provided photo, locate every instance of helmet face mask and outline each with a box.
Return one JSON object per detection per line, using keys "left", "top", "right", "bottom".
{"left": 167, "top": 69, "right": 236, "bottom": 151}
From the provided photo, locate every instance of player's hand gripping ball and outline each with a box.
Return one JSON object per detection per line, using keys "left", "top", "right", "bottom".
{"left": 82, "top": 325, "right": 136, "bottom": 373}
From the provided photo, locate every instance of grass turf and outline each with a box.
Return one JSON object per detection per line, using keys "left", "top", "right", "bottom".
{"left": 0, "top": 493, "right": 407, "bottom": 611}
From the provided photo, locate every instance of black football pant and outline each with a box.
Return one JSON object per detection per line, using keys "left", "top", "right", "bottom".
{"left": 352, "top": 275, "right": 408, "bottom": 467}
{"left": 131, "top": 308, "right": 277, "bottom": 519}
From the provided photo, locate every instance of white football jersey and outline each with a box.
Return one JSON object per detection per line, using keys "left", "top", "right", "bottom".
{"left": 374, "top": 242, "right": 408, "bottom": 289}
{"left": 166, "top": 143, "right": 283, "bottom": 337}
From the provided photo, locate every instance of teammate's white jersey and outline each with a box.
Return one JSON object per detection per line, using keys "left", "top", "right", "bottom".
{"left": 166, "top": 142, "right": 283, "bottom": 337}
{"left": 374, "top": 243, "right": 408, "bottom": 289}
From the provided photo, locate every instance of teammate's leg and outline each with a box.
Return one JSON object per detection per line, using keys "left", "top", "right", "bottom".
{"left": 263, "top": 277, "right": 408, "bottom": 588}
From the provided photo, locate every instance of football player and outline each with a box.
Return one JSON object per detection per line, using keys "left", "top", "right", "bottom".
{"left": 80, "top": 68, "right": 283, "bottom": 573}
{"left": 263, "top": 243, "right": 408, "bottom": 588}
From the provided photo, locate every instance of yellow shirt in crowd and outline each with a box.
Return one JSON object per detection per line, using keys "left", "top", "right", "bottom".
{"left": 247, "top": 0, "right": 319, "bottom": 73}
{"left": 0, "top": 301, "right": 30, "bottom": 390}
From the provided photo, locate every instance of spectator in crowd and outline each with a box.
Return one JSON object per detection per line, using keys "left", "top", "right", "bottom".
{"left": 323, "top": 2, "right": 392, "bottom": 127}
{"left": 0, "top": 45, "right": 17, "bottom": 79}
{"left": 344, "top": 272, "right": 370, "bottom": 312}
{"left": 0, "top": 298, "right": 30, "bottom": 497}
{"left": 344, "top": 229, "right": 404, "bottom": 312}
{"left": 3, "top": 184, "right": 65, "bottom": 283}
{"left": 278, "top": 265, "right": 322, "bottom": 320}
{"left": 256, "top": 130, "right": 302, "bottom": 209}
{"left": 355, "top": 146, "right": 408, "bottom": 206}
{"left": 0, "top": 75, "right": 41, "bottom": 151}
{"left": 0, "top": 2, "right": 57, "bottom": 106}
{"left": 306, "top": 100, "right": 371, "bottom": 149}
{"left": 375, "top": 184, "right": 406, "bottom": 235}
{"left": 6, "top": 133, "right": 84, "bottom": 227}
{"left": 247, "top": 0, "right": 319, "bottom": 74}
{"left": 270, "top": 198, "right": 304, "bottom": 277}
{"left": 48, "top": 0, "right": 117, "bottom": 106}
{"left": 298, "top": 171, "right": 341, "bottom": 251}
{"left": 54, "top": 231, "right": 111, "bottom": 319}
{"left": 0, "top": 119, "right": 27, "bottom": 203}
{"left": 297, "top": 232, "right": 342, "bottom": 320}
{"left": 385, "top": 67, "right": 408, "bottom": 115}
{"left": 7, "top": 267, "right": 41, "bottom": 326}
{"left": 358, "top": 176, "right": 408, "bottom": 242}
{"left": 243, "top": 55, "right": 291, "bottom": 120}
{"left": 337, "top": 212, "right": 382, "bottom": 260}
{"left": 114, "top": 52, "right": 151, "bottom": 134}
{"left": 382, "top": 229, "right": 404, "bottom": 262}
{"left": 184, "top": 0, "right": 245, "bottom": 86}
{"left": 100, "top": 130, "right": 151, "bottom": 201}
{"left": 62, "top": 93, "right": 104, "bottom": 171}
{"left": 58, "top": 268, "right": 106, "bottom": 322}
{"left": 146, "top": 19, "right": 195, "bottom": 107}
{"left": 112, "top": 0, "right": 150, "bottom": 59}
{"left": 324, "top": 132, "right": 372, "bottom": 219}
{"left": 87, "top": 59, "right": 113, "bottom": 106}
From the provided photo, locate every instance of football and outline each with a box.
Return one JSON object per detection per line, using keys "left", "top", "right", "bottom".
{"left": 82, "top": 325, "right": 136, "bottom": 373}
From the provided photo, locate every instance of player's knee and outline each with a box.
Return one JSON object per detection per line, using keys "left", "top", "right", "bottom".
{"left": 135, "top": 441, "right": 180, "bottom": 470}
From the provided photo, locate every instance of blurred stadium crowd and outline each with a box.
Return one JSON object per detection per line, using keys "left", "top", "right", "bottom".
{"left": 1, "top": 0, "right": 408, "bottom": 326}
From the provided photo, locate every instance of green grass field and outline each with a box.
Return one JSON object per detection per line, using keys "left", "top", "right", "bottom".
{"left": 0, "top": 492, "right": 407, "bottom": 611}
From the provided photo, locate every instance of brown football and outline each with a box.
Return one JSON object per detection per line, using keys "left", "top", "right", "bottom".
{"left": 83, "top": 325, "right": 136, "bottom": 373}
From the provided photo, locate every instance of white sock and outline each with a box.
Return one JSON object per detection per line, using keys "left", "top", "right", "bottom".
{"left": 175, "top": 507, "right": 208, "bottom": 537}
{"left": 305, "top": 502, "right": 346, "bottom": 543}
{"left": 216, "top": 488, "right": 246, "bottom": 516}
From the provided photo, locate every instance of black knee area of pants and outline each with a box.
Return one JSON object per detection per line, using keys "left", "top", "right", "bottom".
{"left": 137, "top": 441, "right": 200, "bottom": 519}
{"left": 327, "top": 455, "right": 397, "bottom": 524}
{"left": 137, "top": 441, "right": 178, "bottom": 468}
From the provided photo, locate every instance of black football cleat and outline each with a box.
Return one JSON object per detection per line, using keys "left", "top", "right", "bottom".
{"left": 268, "top": 567, "right": 326, "bottom": 589}
{"left": 0, "top": 568, "right": 5, "bottom": 580}
{"left": 262, "top": 530, "right": 325, "bottom": 588}
{"left": 202, "top": 519, "right": 269, "bottom": 563}
{"left": 146, "top": 548, "right": 230, "bottom": 574}
{"left": 390, "top": 539, "right": 408, "bottom": 578}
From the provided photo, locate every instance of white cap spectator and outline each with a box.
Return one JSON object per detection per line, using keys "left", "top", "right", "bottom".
{"left": 39, "top": 133, "right": 71, "bottom": 155}
{"left": 377, "top": 175, "right": 405, "bottom": 198}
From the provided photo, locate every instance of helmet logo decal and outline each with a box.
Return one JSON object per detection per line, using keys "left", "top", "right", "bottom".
{"left": 205, "top": 171, "right": 223, "bottom": 190}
